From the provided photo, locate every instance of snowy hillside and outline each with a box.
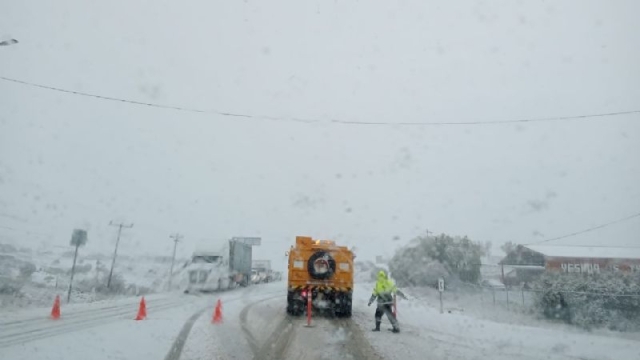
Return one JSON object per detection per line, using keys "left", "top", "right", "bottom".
{"left": 0, "top": 242, "right": 189, "bottom": 310}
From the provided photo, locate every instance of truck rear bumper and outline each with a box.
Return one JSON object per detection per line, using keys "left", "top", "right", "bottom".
{"left": 286, "top": 287, "right": 353, "bottom": 317}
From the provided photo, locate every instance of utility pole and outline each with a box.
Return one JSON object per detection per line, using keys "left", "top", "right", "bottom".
{"left": 107, "top": 221, "right": 133, "bottom": 288}
{"left": 168, "top": 233, "right": 183, "bottom": 291}
{"left": 67, "top": 243, "right": 80, "bottom": 302}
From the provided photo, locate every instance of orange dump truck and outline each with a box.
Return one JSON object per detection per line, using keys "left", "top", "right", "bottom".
{"left": 286, "top": 236, "right": 354, "bottom": 317}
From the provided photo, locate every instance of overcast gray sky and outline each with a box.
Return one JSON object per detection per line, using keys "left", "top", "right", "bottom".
{"left": 1, "top": 0, "right": 639, "bottom": 268}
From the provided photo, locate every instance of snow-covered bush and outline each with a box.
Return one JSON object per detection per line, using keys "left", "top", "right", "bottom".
{"left": 71, "top": 263, "right": 92, "bottom": 274}
{"left": 0, "top": 243, "right": 18, "bottom": 253}
{"left": 75, "top": 273, "right": 127, "bottom": 295}
{"left": 533, "top": 272, "right": 640, "bottom": 331}
{"left": 18, "top": 262, "right": 37, "bottom": 279}
{"left": 44, "top": 266, "right": 67, "bottom": 276}
{"left": 0, "top": 276, "right": 26, "bottom": 308}
{"left": 389, "top": 234, "right": 484, "bottom": 287}
{"left": 0, "top": 276, "right": 23, "bottom": 295}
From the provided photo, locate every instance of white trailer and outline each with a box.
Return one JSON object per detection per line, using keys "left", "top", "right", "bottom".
{"left": 184, "top": 240, "right": 253, "bottom": 293}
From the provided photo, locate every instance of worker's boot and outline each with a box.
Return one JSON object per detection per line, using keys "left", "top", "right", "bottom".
{"left": 390, "top": 317, "right": 400, "bottom": 333}
{"left": 372, "top": 321, "right": 381, "bottom": 331}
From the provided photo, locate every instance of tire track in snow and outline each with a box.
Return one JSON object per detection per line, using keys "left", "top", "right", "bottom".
{"left": 163, "top": 289, "right": 283, "bottom": 360}
{"left": 239, "top": 295, "right": 382, "bottom": 360}
{"left": 164, "top": 308, "right": 208, "bottom": 360}
{"left": 332, "top": 318, "right": 385, "bottom": 360}
{"left": 239, "top": 301, "right": 262, "bottom": 355}
{"left": 253, "top": 314, "right": 295, "bottom": 360}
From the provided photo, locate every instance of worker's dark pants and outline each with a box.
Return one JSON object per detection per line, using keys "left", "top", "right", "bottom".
{"left": 375, "top": 303, "right": 398, "bottom": 328}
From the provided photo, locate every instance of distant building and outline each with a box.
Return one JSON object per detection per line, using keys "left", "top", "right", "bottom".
{"left": 499, "top": 245, "right": 640, "bottom": 285}
{"left": 524, "top": 245, "right": 640, "bottom": 274}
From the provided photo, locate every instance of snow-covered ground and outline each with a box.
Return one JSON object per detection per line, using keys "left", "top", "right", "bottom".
{"left": 2, "top": 279, "right": 639, "bottom": 359}
{"left": 1, "top": 292, "right": 200, "bottom": 360}
{"left": 0, "top": 284, "right": 283, "bottom": 360}
{"left": 353, "top": 282, "right": 640, "bottom": 360}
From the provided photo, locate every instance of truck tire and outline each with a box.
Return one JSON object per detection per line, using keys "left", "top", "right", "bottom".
{"left": 343, "top": 302, "right": 352, "bottom": 318}
{"left": 286, "top": 300, "right": 299, "bottom": 316}
{"left": 335, "top": 292, "right": 352, "bottom": 318}
{"left": 286, "top": 292, "right": 304, "bottom": 316}
{"left": 307, "top": 251, "right": 336, "bottom": 280}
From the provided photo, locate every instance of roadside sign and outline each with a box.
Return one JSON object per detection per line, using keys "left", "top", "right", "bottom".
{"left": 231, "top": 237, "right": 261, "bottom": 246}
{"left": 71, "top": 229, "right": 88, "bottom": 246}
{"left": 68, "top": 229, "right": 88, "bottom": 302}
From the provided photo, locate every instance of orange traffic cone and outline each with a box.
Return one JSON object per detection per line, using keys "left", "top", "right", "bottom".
{"left": 50, "top": 295, "right": 61, "bottom": 320}
{"left": 134, "top": 297, "right": 147, "bottom": 320}
{"left": 212, "top": 299, "right": 222, "bottom": 324}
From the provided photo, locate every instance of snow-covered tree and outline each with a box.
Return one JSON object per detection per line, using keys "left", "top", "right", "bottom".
{"left": 389, "top": 233, "right": 484, "bottom": 286}
{"left": 500, "top": 241, "right": 516, "bottom": 255}
{"left": 483, "top": 241, "right": 492, "bottom": 258}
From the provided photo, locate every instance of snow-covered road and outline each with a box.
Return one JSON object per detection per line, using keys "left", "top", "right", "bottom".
{"left": 0, "top": 283, "right": 379, "bottom": 360}
{"left": 2, "top": 282, "right": 639, "bottom": 360}
{"left": 179, "top": 283, "right": 380, "bottom": 360}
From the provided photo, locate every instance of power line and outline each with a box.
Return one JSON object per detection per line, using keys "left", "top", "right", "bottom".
{"left": 1, "top": 75, "right": 639, "bottom": 126}
{"left": 330, "top": 110, "right": 640, "bottom": 126}
{"left": 527, "top": 211, "right": 640, "bottom": 245}
{"left": 0, "top": 76, "right": 312, "bottom": 124}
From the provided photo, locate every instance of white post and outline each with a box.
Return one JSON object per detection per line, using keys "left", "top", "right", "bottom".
{"left": 438, "top": 278, "right": 445, "bottom": 314}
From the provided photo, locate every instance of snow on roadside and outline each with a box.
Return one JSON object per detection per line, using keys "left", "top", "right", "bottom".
{"left": 352, "top": 282, "right": 640, "bottom": 360}
{"left": 2, "top": 282, "right": 287, "bottom": 360}
{"left": 1, "top": 243, "right": 191, "bottom": 311}
{"left": 1, "top": 294, "right": 208, "bottom": 360}
{"left": 404, "top": 284, "right": 640, "bottom": 342}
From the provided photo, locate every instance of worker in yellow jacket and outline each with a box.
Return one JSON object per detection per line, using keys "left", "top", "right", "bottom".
{"left": 368, "top": 270, "right": 407, "bottom": 333}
